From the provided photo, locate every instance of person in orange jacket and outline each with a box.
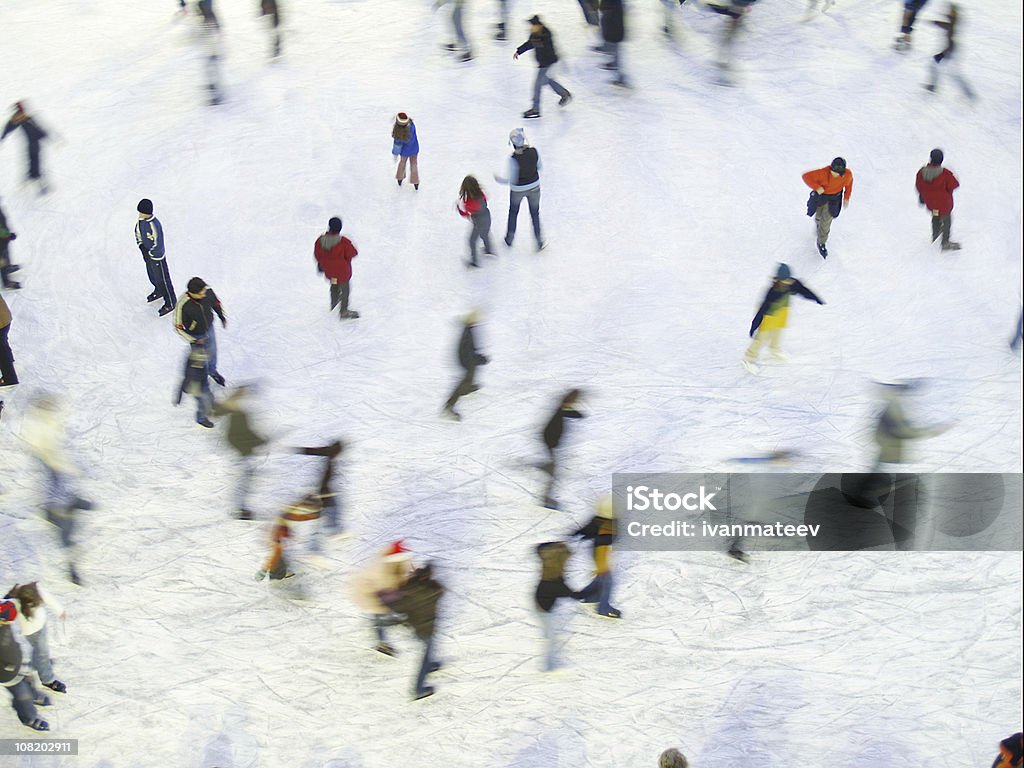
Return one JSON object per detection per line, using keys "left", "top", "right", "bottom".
{"left": 802, "top": 157, "right": 853, "bottom": 259}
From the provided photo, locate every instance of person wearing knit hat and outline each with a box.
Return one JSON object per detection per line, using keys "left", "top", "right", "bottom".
{"left": 496, "top": 128, "right": 547, "bottom": 251}
{"left": 351, "top": 541, "right": 416, "bottom": 656}
{"left": 391, "top": 113, "right": 421, "bottom": 190}
{"left": 313, "top": 217, "right": 360, "bottom": 319}
{"left": 514, "top": 16, "right": 572, "bottom": 119}
{"left": 801, "top": 157, "right": 853, "bottom": 258}
{"left": 915, "top": 148, "right": 961, "bottom": 251}
{"left": 442, "top": 309, "right": 489, "bottom": 420}
{"left": 1, "top": 599, "right": 50, "bottom": 732}
{"left": 743, "top": 264, "right": 824, "bottom": 373}
{"left": 174, "top": 277, "right": 228, "bottom": 388}
{"left": 924, "top": 4, "right": 976, "bottom": 100}
{"left": 134, "top": 199, "right": 177, "bottom": 316}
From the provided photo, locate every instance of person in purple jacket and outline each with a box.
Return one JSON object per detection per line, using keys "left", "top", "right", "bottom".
{"left": 392, "top": 112, "right": 420, "bottom": 190}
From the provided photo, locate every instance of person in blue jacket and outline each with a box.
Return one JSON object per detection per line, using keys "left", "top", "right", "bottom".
{"left": 392, "top": 112, "right": 420, "bottom": 190}
{"left": 134, "top": 199, "right": 176, "bottom": 317}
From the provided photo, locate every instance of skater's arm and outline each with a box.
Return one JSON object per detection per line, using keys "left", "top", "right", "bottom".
{"left": 841, "top": 170, "right": 853, "bottom": 202}
{"left": 0, "top": 120, "right": 14, "bottom": 141}
{"left": 207, "top": 289, "right": 227, "bottom": 325}
{"left": 37, "top": 585, "right": 66, "bottom": 621}
{"left": 563, "top": 408, "right": 584, "bottom": 420}
{"left": 801, "top": 168, "right": 826, "bottom": 192}
{"left": 791, "top": 280, "right": 825, "bottom": 304}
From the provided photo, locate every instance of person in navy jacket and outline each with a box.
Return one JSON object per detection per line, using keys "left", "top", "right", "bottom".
{"left": 392, "top": 113, "right": 420, "bottom": 189}
{"left": 134, "top": 199, "right": 176, "bottom": 316}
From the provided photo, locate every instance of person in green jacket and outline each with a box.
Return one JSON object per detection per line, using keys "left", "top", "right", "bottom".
{"left": 212, "top": 386, "right": 267, "bottom": 519}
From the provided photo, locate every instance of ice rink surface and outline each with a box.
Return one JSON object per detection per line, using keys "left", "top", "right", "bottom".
{"left": 0, "top": 0, "right": 1021, "bottom": 765}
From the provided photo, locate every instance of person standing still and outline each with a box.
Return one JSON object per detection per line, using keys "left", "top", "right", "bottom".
{"left": 135, "top": 199, "right": 176, "bottom": 316}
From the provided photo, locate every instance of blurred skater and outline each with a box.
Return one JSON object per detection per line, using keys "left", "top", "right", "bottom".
{"left": 255, "top": 494, "right": 322, "bottom": 581}
{"left": 20, "top": 394, "right": 93, "bottom": 584}
{"left": 894, "top": 0, "right": 928, "bottom": 51}
{"left": 599, "top": 0, "right": 628, "bottom": 86}
{"left": 915, "top": 148, "right": 961, "bottom": 251}
{"left": 259, "top": 0, "right": 282, "bottom": 58}
{"left": 457, "top": 176, "right": 495, "bottom": 268}
{"left": 392, "top": 113, "right": 420, "bottom": 189}
{"left": 701, "top": 0, "right": 758, "bottom": 80}
{"left": 313, "top": 217, "right": 359, "bottom": 319}
{"left": 135, "top": 199, "right": 176, "bottom": 317}
{"left": 174, "top": 277, "right": 228, "bottom": 386}
{"left": 4, "top": 583, "right": 67, "bottom": 697}
{"left": 538, "top": 388, "right": 585, "bottom": 509}
{"left": 743, "top": 263, "right": 824, "bottom": 372}
{"left": 495, "top": 0, "right": 510, "bottom": 40}
{"left": 212, "top": 386, "right": 267, "bottom": 519}
{"left": 0, "top": 293, "right": 17, "bottom": 390}
{"left": 0, "top": 198, "right": 21, "bottom": 289}
{"left": 379, "top": 562, "right": 446, "bottom": 700}
{"left": 924, "top": 3, "right": 975, "bottom": 99}
{"left": 176, "top": 345, "right": 215, "bottom": 428}
{"left": 295, "top": 440, "right": 346, "bottom": 543}
{"left": 442, "top": 310, "right": 489, "bottom": 420}
{"left": 514, "top": 16, "right": 573, "bottom": 118}
{"left": 872, "top": 382, "right": 949, "bottom": 470}
{"left": 572, "top": 496, "right": 621, "bottom": 618}
{"left": 1, "top": 601, "right": 49, "bottom": 732}
{"left": 351, "top": 542, "right": 415, "bottom": 656}
{"left": 802, "top": 157, "right": 853, "bottom": 258}
{"left": 439, "top": 0, "right": 474, "bottom": 61}
{"left": 534, "top": 541, "right": 586, "bottom": 672}
{"left": 498, "top": 128, "right": 546, "bottom": 250}
{"left": 0, "top": 102, "right": 50, "bottom": 194}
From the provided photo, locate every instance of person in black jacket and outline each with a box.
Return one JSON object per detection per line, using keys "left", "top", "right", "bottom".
{"left": 534, "top": 542, "right": 586, "bottom": 672}
{"left": 599, "top": 0, "right": 628, "bottom": 87}
{"left": 742, "top": 263, "right": 823, "bottom": 372}
{"left": 539, "top": 388, "right": 584, "bottom": 509}
{"left": 295, "top": 440, "right": 345, "bottom": 539}
{"left": 514, "top": 16, "right": 572, "bottom": 118}
{"left": 0, "top": 199, "right": 21, "bottom": 290}
{"left": 443, "top": 310, "right": 489, "bottom": 420}
{"left": 174, "top": 277, "right": 227, "bottom": 387}
{"left": 379, "top": 564, "right": 445, "bottom": 700}
{"left": 0, "top": 102, "right": 50, "bottom": 193}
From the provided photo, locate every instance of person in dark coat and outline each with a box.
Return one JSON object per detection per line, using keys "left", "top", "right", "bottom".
{"left": 539, "top": 389, "right": 585, "bottom": 509}
{"left": 174, "top": 277, "right": 228, "bottom": 386}
{"left": 0, "top": 199, "right": 21, "bottom": 290}
{"left": 925, "top": 4, "right": 975, "bottom": 99}
{"left": 743, "top": 263, "right": 824, "bottom": 371}
{"left": 0, "top": 294, "right": 16, "bottom": 390}
{"left": 135, "top": 199, "right": 176, "bottom": 316}
{"left": 992, "top": 732, "right": 1024, "bottom": 768}
{"left": 514, "top": 16, "right": 572, "bottom": 119}
{"left": 295, "top": 441, "right": 345, "bottom": 538}
{"left": 212, "top": 386, "right": 267, "bottom": 519}
{"left": 313, "top": 217, "right": 359, "bottom": 319}
{"left": 915, "top": 148, "right": 961, "bottom": 251}
{"left": 534, "top": 541, "right": 586, "bottom": 671}
{"left": 571, "top": 496, "right": 621, "bottom": 618}
{"left": 599, "top": 0, "right": 628, "bottom": 86}
{"left": 0, "top": 102, "right": 49, "bottom": 193}
{"left": 379, "top": 564, "right": 445, "bottom": 700}
{"left": 443, "top": 310, "right": 489, "bottom": 420}
{"left": 1, "top": 601, "right": 49, "bottom": 732}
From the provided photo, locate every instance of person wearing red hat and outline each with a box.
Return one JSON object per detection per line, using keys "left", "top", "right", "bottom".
{"left": 351, "top": 541, "right": 414, "bottom": 656}
{"left": 378, "top": 562, "right": 445, "bottom": 699}
{"left": 1, "top": 600, "right": 50, "bottom": 731}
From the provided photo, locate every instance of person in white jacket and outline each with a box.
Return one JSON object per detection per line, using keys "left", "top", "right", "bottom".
{"left": 20, "top": 394, "right": 92, "bottom": 584}
{"left": 349, "top": 541, "right": 415, "bottom": 657}
{"left": 5, "top": 583, "right": 67, "bottom": 696}
{"left": 1, "top": 600, "right": 49, "bottom": 731}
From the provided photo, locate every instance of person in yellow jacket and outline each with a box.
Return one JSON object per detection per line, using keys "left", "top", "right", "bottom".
{"left": 572, "top": 496, "right": 621, "bottom": 619}
{"left": 743, "top": 263, "right": 824, "bottom": 373}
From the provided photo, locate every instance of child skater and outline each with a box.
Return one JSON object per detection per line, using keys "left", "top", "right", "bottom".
{"left": 392, "top": 113, "right": 420, "bottom": 189}
{"left": 457, "top": 175, "right": 495, "bottom": 268}
{"left": 742, "top": 263, "right": 824, "bottom": 372}
{"left": 534, "top": 541, "right": 586, "bottom": 672}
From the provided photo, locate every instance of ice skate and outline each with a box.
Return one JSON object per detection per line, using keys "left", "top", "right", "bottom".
{"left": 33, "top": 692, "right": 52, "bottom": 707}
{"left": 741, "top": 358, "right": 760, "bottom": 374}
{"left": 375, "top": 642, "right": 398, "bottom": 657}
{"left": 414, "top": 686, "right": 436, "bottom": 700}
{"left": 210, "top": 372, "right": 226, "bottom": 386}
{"left": 727, "top": 549, "right": 750, "bottom": 563}
{"left": 596, "top": 607, "right": 622, "bottom": 619}
{"left": 541, "top": 496, "right": 560, "bottom": 510}
{"left": 442, "top": 405, "right": 462, "bottom": 421}
{"left": 522, "top": 108, "right": 541, "bottom": 119}
{"left": 558, "top": 93, "right": 573, "bottom": 107}
{"left": 158, "top": 304, "right": 174, "bottom": 317}
{"left": 197, "top": 418, "right": 215, "bottom": 429}
{"left": 770, "top": 350, "right": 789, "bottom": 363}
{"left": 22, "top": 717, "right": 49, "bottom": 732}
{"left": 146, "top": 291, "right": 161, "bottom": 303}
{"left": 941, "top": 241, "right": 962, "bottom": 251}
{"left": 340, "top": 310, "right": 360, "bottom": 319}
{"left": 894, "top": 34, "right": 911, "bottom": 52}
{"left": 817, "top": 242, "right": 828, "bottom": 258}
{"left": 42, "top": 680, "right": 67, "bottom": 694}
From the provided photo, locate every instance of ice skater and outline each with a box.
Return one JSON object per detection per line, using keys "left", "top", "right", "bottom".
{"left": 0, "top": 294, "right": 17, "bottom": 390}
{"left": 211, "top": 386, "right": 267, "bottom": 519}
{"left": 255, "top": 494, "right": 323, "bottom": 581}
{"left": 498, "top": 128, "right": 546, "bottom": 250}
{"left": 135, "top": 199, "right": 176, "bottom": 317}
{"left": 295, "top": 441, "right": 346, "bottom": 544}
{"left": 743, "top": 263, "right": 824, "bottom": 372}
{"left": 174, "top": 277, "right": 228, "bottom": 386}
{"left": 443, "top": 310, "right": 489, "bottom": 420}
{"left": 872, "top": 381, "right": 949, "bottom": 471}
{"left": 259, "top": 0, "right": 282, "bottom": 58}
{"left": 701, "top": 0, "right": 758, "bottom": 79}
{"left": 392, "top": 113, "right": 420, "bottom": 189}
{"left": 0, "top": 198, "right": 21, "bottom": 290}
{"left": 457, "top": 176, "right": 495, "bottom": 268}
{"left": 514, "top": 15, "right": 573, "bottom": 119}
{"left": 4, "top": 583, "right": 68, "bottom": 697}
{"left": 1, "top": 601, "right": 49, "bottom": 732}
{"left": 439, "top": 0, "right": 474, "bottom": 61}
{"left": 571, "top": 496, "right": 621, "bottom": 618}
{"left": 313, "top": 217, "right": 360, "bottom": 319}
{"left": 924, "top": 3, "right": 975, "bottom": 99}
{"left": 915, "top": 148, "right": 961, "bottom": 251}
{"left": 0, "top": 102, "right": 50, "bottom": 194}
{"left": 351, "top": 541, "right": 416, "bottom": 656}
{"left": 176, "top": 344, "right": 216, "bottom": 428}
{"left": 895, "top": 0, "right": 928, "bottom": 51}
{"left": 534, "top": 541, "right": 586, "bottom": 672}
{"left": 598, "top": 0, "right": 628, "bottom": 86}
{"left": 802, "top": 157, "right": 853, "bottom": 258}
{"left": 379, "top": 562, "right": 446, "bottom": 700}
{"left": 538, "top": 388, "right": 585, "bottom": 509}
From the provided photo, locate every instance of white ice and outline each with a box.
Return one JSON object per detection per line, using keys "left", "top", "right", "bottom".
{"left": 0, "top": 0, "right": 1021, "bottom": 765}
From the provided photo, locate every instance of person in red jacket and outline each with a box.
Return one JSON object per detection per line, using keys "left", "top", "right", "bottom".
{"left": 802, "top": 157, "right": 853, "bottom": 258}
{"left": 915, "top": 148, "right": 960, "bottom": 251}
{"left": 457, "top": 175, "right": 495, "bottom": 268}
{"left": 313, "top": 217, "right": 359, "bottom": 319}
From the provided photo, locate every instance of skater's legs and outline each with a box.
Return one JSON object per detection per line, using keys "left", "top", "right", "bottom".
{"left": 477, "top": 209, "right": 494, "bottom": 253}
{"left": 597, "top": 571, "right": 614, "bottom": 614}
{"left": 414, "top": 634, "right": 436, "bottom": 694}
{"left": 545, "top": 66, "right": 571, "bottom": 99}
{"left": 506, "top": 190, "right": 526, "bottom": 242}
{"left": 814, "top": 204, "right": 833, "bottom": 245}
{"left": 409, "top": 156, "right": 420, "bottom": 186}
{"left": 745, "top": 332, "right": 766, "bottom": 362}
{"left": 156, "top": 259, "right": 175, "bottom": 307}
{"left": 396, "top": 156, "right": 408, "bottom": 182}
{"left": 27, "top": 627, "right": 55, "bottom": 685}
{"left": 532, "top": 69, "right": 549, "bottom": 111}
{"left": 339, "top": 281, "right": 350, "bottom": 314}
{"left": 145, "top": 258, "right": 163, "bottom": 292}
{"left": 452, "top": 0, "right": 468, "bottom": 47}
{"left": 27, "top": 144, "right": 41, "bottom": 181}
{"left": 526, "top": 188, "right": 542, "bottom": 244}
{"left": 930, "top": 213, "right": 942, "bottom": 242}
{"left": 577, "top": 0, "right": 599, "bottom": 25}
{"left": 937, "top": 214, "right": 951, "bottom": 246}
{"left": 330, "top": 282, "right": 342, "bottom": 310}
{"left": 538, "top": 609, "right": 558, "bottom": 670}
{"left": 540, "top": 444, "right": 558, "bottom": 503}
{"left": 445, "top": 367, "right": 477, "bottom": 410}
{"left": 195, "top": 386, "right": 213, "bottom": 424}
{"left": 6, "top": 678, "right": 39, "bottom": 725}
{"left": 236, "top": 454, "right": 255, "bottom": 513}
